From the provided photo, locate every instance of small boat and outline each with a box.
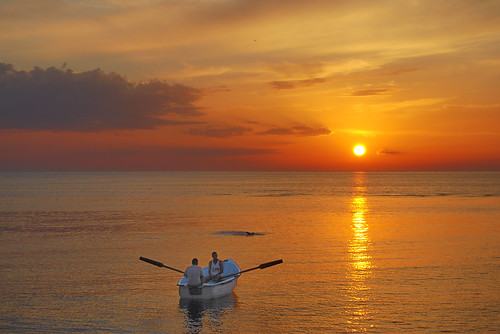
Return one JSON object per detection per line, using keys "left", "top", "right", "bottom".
{"left": 140, "top": 256, "right": 283, "bottom": 300}
{"left": 177, "top": 259, "right": 241, "bottom": 300}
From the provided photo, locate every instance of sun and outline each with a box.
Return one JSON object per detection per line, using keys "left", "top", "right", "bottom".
{"left": 354, "top": 145, "right": 366, "bottom": 156}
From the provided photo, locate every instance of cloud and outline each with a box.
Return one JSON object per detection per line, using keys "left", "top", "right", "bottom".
{"left": 186, "top": 124, "right": 331, "bottom": 138}
{"left": 377, "top": 148, "right": 401, "bottom": 156}
{"left": 271, "top": 78, "right": 328, "bottom": 90}
{"left": 350, "top": 88, "right": 395, "bottom": 96}
{"left": 258, "top": 126, "right": 331, "bottom": 137}
{"left": 270, "top": 81, "right": 296, "bottom": 90}
{"left": 442, "top": 103, "right": 500, "bottom": 111}
{"left": 369, "top": 97, "right": 450, "bottom": 112}
{"left": 337, "top": 129, "right": 377, "bottom": 137}
{"left": 188, "top": 126, "right": 253, "bottom": 138}
{"left": 0, "top": 63, "right": 203, "bottom": 131}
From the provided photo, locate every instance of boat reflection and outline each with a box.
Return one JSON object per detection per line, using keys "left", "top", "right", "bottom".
{"left": 179, "top": 293, "right": 237, "bottom": 333}
{"left": 346, "top": 172, "right": 373, "bottom": 330}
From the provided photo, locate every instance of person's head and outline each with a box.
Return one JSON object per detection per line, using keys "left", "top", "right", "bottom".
{"left": 212, "top": 252, "right": 218, "bottom": 260}
{"left": 192, "top": 258, "right": 198, "bottom": 265}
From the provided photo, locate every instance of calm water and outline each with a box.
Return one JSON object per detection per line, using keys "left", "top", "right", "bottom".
{"left": 0, "top": 172, "right": 499, "bottom": 333}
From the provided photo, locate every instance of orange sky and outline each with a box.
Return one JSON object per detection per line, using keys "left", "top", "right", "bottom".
{"left": 1, "top": 0, "right": 499, "bottom": 170}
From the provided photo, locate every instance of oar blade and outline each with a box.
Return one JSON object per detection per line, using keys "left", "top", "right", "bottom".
{"left": 219, "top": 259, "right": 283, "bottom": 279}
{"left": 140, "top": 256, "right": 164, "bottom": 268}
{"left": 258, "top": 259, "right": 283, "bottom": 269}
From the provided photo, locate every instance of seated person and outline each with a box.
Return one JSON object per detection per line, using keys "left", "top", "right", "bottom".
{"left": 205, "top": 251, "right": 224, "bottom": 282}
{"left": 184, "top": 258, "right": 204, "bottom": 287}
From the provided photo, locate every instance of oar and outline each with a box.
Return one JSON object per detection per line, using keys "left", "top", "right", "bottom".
{"left": 221, "top": 259, "right": 283, "bottom": 279}
{"left": 139, "top": 256, "right": 185, "bottom": 274}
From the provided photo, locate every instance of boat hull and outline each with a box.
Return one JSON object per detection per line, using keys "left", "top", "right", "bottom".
{"left": 178, "top": 277, "right": 238, "bottom": 299}
{"left": 177, "top": 259, "right": 241, "bottom": 300}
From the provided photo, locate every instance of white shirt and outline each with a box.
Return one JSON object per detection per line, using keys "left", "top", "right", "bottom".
{"left": 185, "top": 265, "right": 203, "bottom": 286}
{"left": 210, "top": 260, "right": 221, "bottom": 276}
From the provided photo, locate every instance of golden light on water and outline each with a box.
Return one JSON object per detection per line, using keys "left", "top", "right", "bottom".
{"left": 346, "top": 172, "right": 374, "bottom": 330}
{"left": 350, "top": 197, "right": 372, "bottom": 272}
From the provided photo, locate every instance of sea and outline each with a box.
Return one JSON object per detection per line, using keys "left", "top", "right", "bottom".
{"left": 0, "top": 171, "right": 499, "bottom": 333}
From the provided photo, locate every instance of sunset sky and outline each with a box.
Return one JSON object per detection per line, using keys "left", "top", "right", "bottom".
{"left": 1, "top": 0, "right": 499, "bottom": 171}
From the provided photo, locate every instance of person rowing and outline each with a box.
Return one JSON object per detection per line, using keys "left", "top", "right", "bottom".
{"left": 184, "top": 258, "right": 204, "bottom": 288}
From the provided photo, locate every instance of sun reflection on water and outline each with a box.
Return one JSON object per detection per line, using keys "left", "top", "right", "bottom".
{"left": 350, "top": 197, "right": 372, "bottom": 272}
{"left": 346, "top": 172, "right": 374, "bottom": 331}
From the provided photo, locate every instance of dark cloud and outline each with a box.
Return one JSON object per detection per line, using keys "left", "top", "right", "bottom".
{"left": 377, "top": 148, "right": 401, "bottom": 156}
{"left": 187, "top": 123, "right": 331, "bottom": 138}
{"left": 188, "top": 126, "right": 253, "bottom": 138}
{"left": 350, "top": 88, "right": 394, "bottom": 96}
{"left": 0, "top": 63, "right": 203, "bottom": 131}
{"left": 270, "top": 78, "right": 328, "bottom": 90}
{"left": 258, "top": 126, "right": 331, "bottom": 136}
{"left": 258, "top": 128, "right": 295, "bottom": 135}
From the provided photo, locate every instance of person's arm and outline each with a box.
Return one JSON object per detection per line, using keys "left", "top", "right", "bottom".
{"left": 208, "top": 261, "right": 212, "bottom": 276}
{"left": 220, "top": 261, "right": 224, "bottom": 275}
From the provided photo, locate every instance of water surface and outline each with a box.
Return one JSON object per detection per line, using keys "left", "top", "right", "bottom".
{"left": 1, "top": 172, "right": 499, "bottom": 333}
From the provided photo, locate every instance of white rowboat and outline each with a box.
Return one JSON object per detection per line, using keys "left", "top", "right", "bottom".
{"left": 139, "top": 256, "right": 283, "bottom": 300}
{"left": 177, "top": 259, "right": 241, "bottom": 300}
